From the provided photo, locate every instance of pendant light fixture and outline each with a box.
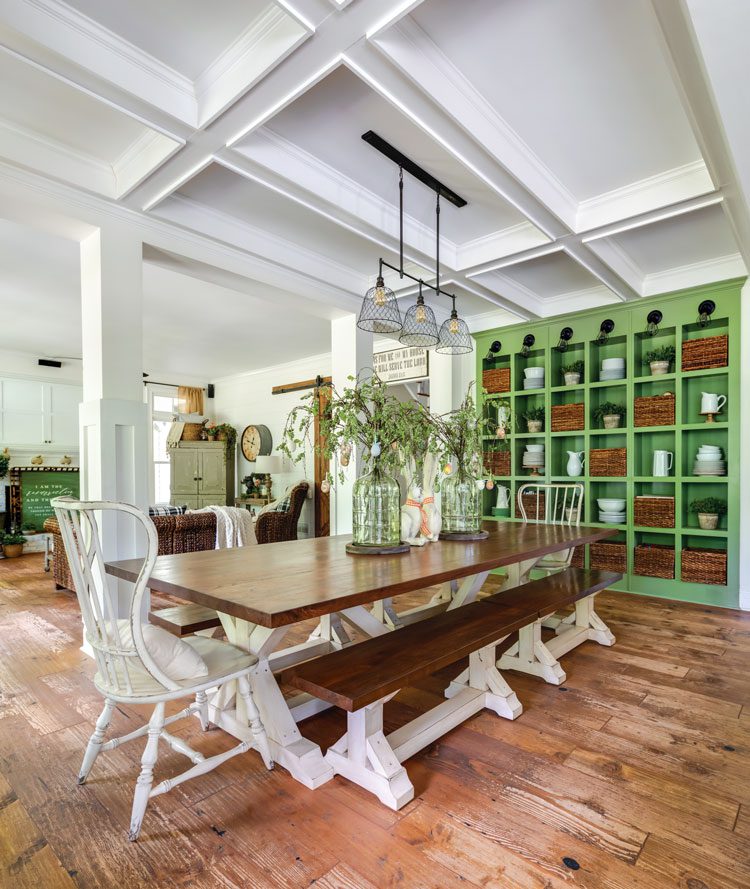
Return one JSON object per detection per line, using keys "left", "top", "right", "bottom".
{"left": 358, "top": 130, "right": 472, "bottom": 353}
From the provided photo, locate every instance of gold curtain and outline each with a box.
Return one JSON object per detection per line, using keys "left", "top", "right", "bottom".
{"left": 177, "top": 386, "right": 204, "bottom": 416}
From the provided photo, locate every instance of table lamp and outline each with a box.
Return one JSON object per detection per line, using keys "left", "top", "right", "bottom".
{"left": 254, "top": 455, "right": 284, "bottom": 500}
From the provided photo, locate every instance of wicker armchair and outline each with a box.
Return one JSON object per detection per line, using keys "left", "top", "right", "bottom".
{"left": 255, "top": 481, "right": 309, "bottom": 544}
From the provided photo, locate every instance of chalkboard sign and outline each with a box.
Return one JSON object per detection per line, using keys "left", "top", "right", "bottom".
{"left": 19, "top": 470, "right": 80, "bottom": 531}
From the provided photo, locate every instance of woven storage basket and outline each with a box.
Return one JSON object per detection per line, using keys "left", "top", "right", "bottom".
{"left": 482, "top": 367, "right": 511, "bottom": 394}
{"left": 483, "top": 450, "right": 510, "bottom": 476}
{"left": 590, "top": 541, "right": 627, "bottom": 573}
{"left": 551, "top": 402, "right": 585, "bottom": 432}
{"left": 682, "top": 334, "right": 728, "bottom": 372}
{"left": 589, "top": 447, "right": 627, "bottom": 477}
{"left": 571, "top": 545, "right": 585, "bottom": 569}
{"left": 681, "top": 547, "right": 727, "bottom": 585}
{"left": 634, "top": 543, "right": 675, "bottom": 579}
{"left": 181, "top": 422, "right": 204, "bottom": 441}
{"left": 634, "top": 392, "right": 675, "bottom": 427}
{"left": 515, "top": 490, "right": 547, "bottom": 520}
{"left": 634, "top": 496, "right": 675, "bottom": 528}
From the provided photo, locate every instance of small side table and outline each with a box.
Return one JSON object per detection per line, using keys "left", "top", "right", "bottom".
{"left": 235, "top": 496, "right": 271, "bottom": 514}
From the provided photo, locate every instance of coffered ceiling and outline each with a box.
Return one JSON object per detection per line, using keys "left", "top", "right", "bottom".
{"left": 0, "top": 0, "right": 747, "bottom": 372}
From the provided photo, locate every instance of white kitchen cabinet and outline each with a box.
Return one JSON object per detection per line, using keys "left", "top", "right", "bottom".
{"left": 0, "top": 378, "right": 82, "bottom": 447}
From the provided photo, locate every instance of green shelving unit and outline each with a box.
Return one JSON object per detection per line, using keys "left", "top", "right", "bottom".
{"left": 475, "top": 279, "right": 743, "bottom": 608}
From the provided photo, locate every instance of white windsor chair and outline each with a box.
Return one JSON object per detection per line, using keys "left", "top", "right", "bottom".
{"left": 516, "top": 481, "right": 584, "bottom": 575}
{"left": 52, "top": 497, "right": 272, "bottom": 841}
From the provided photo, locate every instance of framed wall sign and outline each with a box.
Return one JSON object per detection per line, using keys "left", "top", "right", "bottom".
{"left": 372, "top": 347, "right": 429, "bottom": 384}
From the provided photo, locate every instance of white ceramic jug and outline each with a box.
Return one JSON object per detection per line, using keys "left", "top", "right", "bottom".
{"left": 495, "top": 485, "right": 510, "bottom": 509}
{"left": 566, "top": 451, "right": 585, "bottom": 477}
{"left": 652, "top": 450, "right": 674, "bottom": 477}
{"left": 701, "top": 392, "right": 726, "bottom": 414}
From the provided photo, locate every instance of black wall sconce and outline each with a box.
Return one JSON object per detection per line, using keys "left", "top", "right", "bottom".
{"left": 595, "top": 319, "right": 615, "bottom": 345}
{"left": 520, "top": 333, "right": 536, "bottom": 358}
{"left": 556, "top": 327, "right": 574, "bottom": 352}
{"left": 485, "top": 340, "right": 502, "bottom": 361}
{"left": 645, "top": 310, "right": 662, "bottom": 337}
{"left": 697, "top": 299, "right": 716, "bottom": 328}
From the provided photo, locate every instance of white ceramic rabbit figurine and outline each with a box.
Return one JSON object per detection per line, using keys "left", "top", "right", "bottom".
{"left": 421, "top": 452, "right": 441, "bottom": 542}
{"left": 400, "top": 453, "right": 427, "bottom": 546}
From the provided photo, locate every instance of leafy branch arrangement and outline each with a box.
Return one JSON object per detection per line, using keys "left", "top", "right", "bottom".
{"left": 643, "top": 344, "right": 676, "bottom": 365}
{"left": 424, "top": 387, "right": 488, "bottom": 478}
{"left": 689, "top": 497, "right": 727, "bottom": 515}
{"left": 593, "top": 402, "right": 625, "bottom": 421}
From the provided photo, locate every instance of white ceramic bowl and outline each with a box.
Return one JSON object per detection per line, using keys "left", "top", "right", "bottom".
{"left": 696, "top": 453, "right": 723, "bottom": 461}
{"left": 526, "top": 444, "right": 545, "bottom": 453}
{"left": 524, "top": 367, "right": 545, "bottom": 379}
{"left": 597, "top": 498, "right": 626, "bottom": 510}
{"left": 601, "top": 358, "right": 625, "bottom": 369}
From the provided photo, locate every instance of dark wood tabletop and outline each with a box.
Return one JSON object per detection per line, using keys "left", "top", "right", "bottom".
{"left": 106, "top": 522, "right": 617, "bottom": 628}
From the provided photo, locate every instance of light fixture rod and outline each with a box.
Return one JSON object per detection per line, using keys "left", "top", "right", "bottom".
{"left": 378, "top": 258, "right": 457, "bottom": 302}
{"left": 361, "top": 130, "right": 467, "bottom": 207}
{"left": 435, "top": 193, "right": 440, "bottom": 290}
{"left": 399, "top": 166, "right": 404, "bottom": 277}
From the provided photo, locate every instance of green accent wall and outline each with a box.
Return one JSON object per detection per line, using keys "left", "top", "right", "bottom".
{"left": 474, "top": 279, "right": 743, "bottom": 608}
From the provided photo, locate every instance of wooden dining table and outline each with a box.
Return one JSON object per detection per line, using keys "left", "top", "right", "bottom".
{"left": 107, "top": 521, "right": 617, "bottom": 789}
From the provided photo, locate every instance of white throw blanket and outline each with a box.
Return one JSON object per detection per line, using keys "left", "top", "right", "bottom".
{"left": 193, "top": 506, "right": 257, "bottom": 549}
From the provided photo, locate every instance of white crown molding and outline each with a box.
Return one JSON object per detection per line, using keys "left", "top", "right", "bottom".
{"left": 112, "top": 130, "right": 183, "bottom": 200}
{"left": 4, "top": 0, "right": 197, "bottom": 124}
{"left": 576, "top": 160, "right": 715, "bottom": 232}
{"left": 195, "top": 6, "right": 308, "bottom": 127}
{"left": 641, "top": 252, "right": 746, "bottom": 296}
{"left": 535, "top": 285, "right": 620, "bottom": 313}
{"left": 455, "top": 223, "right": 551, "bottom": 271}
{"left": 374, "top": 18, "right": 578, "bottom": 232}
{"left": 585, "top": 238, "right": 646, "bottom": 295}
{"left": 0, "top": 118, "right": 115, "bottom": 196}
{"left": 465, "top": 269, "right": 547, "bottom": 318}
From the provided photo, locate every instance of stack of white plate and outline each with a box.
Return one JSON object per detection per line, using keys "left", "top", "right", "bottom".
{"left": 523, "top": 367, "right": 545, "bottom": 390}
{"left": 522, "top": 444, "right": 545, "bottom": 470}
{"left": 693, "top": 445, "right": 726, "bottom": 476}
{"left": 600, "top": 357, "right": 625, "bottom": 381}
{"left": 597, "top": 498, "right": 626, "bottom": 524}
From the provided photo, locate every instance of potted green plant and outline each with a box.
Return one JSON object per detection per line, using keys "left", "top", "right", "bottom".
{"left": 211, "top": 423, "right": 236, "bottom": 451}
{"left": 561, "top": 360, "right": 584, "bottom": 386}
{"left": 281, "top": 372, "right": 420, "bottom": 550}
{"left": 522, "top": 406, "right": 545, "bottom": 433}
{"left": 643, "top": 344, "right": 675, "bottom": 375}
{"left": 21, "top": 521, "right": 37, "bottom": 536}
{"left": 0, "top": 451, "right": 9, "bottom": 480}
{"left": 2, "top": 532, "right": 27, "bottom": 558}
{"left": 593, "top": 402, "right": 626, "bottom": 429}
{"left": 689, "top": 497, "right": 727, "bottom": 531}
{"left": 203, "top": 421, "right": 217, "bottom": 441}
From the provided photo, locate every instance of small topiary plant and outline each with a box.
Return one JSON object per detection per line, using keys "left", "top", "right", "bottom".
{"left": 689, "top": 497, "right": 727, "bottom": 515}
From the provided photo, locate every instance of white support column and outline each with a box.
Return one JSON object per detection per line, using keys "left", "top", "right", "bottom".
{"left": 741, "top": 279, "right": 750, "bottom": 609}
{"left": 330, "top": 314, "right": 372, "bottom": 536}
{"left": 80, "top": 223, "right": 149, "bottom": 617}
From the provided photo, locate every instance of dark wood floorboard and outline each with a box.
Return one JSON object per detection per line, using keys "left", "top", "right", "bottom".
{"left": 1, "top": 553, "right": 749, "bottom": 888}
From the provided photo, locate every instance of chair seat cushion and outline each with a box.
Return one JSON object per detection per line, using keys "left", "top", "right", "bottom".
{"left": 114, "top": 620, "right": 209, "bottom": 681}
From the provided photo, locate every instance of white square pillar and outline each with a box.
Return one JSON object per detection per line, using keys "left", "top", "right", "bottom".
{"left": 331, "top": 314, "right": 372, "bottom": 536}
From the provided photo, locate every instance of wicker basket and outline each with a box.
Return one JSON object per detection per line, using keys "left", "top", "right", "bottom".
{"left": 482, "top": 367, "right": 511, "bottom": 394}
{"left": 681, "top": 547, "right": 727, "bottom": 585}
{"left": 551, "top": 402, "right": 585, "bottom": 432}
{"left": 483, "top": 450, "right": 511, "bottom": 476}
{"left": 571, "top": 546, "right": 585, "bottom": 568}
{"left": 590, "top": 541, "right": 627, "bottom": 573}
{"left": 589, "top": 447, "right": 627, "bottom": 477}
{"left": 634, "top": 392, "right": 675, "bottom": 427}
{"left": 181, "top": 422, "right": 204, "bottom": 441}
{"left": 634, "top": 496, "right": 675, "bottom": 528}
{"left": 515, "top": 490, "right": 547, "bottom": 520}
{"left": 682, "top": 334, "right": 728, "bottom": 372}
{"left": 634, "top": 543, "right": 675, "bottom": 579}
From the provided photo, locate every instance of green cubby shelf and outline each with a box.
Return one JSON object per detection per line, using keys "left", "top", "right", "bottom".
{"left": 475, "top": 278, "right": 742, "bottom": 608}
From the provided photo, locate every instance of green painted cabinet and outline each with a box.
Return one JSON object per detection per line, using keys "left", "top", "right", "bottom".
{"left": 170, "top": 441, "right": 234, "bottom": 508}
{"left": 474, "top": 279, "right": 743, "bottom": 608}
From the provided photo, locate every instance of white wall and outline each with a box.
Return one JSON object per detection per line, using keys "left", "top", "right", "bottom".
{"left": 211, "top": 352, "right": 332, "bottom": 537}
{"left": 0, "top": 348, "right": 82, "bottom": 384}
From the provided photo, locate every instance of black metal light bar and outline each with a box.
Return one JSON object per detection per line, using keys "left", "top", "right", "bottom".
{"left": 378, "top": 258, "right": 457, "bottom": 302}
{"left": 362, "top": 131, "right": 467, "bottom": 208}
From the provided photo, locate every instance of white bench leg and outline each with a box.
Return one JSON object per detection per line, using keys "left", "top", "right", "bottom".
{"left": 497, "top": 621, "right": 567, "bottom": 685}
{"left": 546, "top": 594, "right": 616, "bottom": 660}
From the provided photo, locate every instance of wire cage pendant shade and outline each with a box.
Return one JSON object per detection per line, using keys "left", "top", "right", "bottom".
{"left": 400, "top": 283, "right": 439, "bottom": 347}
{"left": 437, "top": 298, "right": 472, "bottom": 354}
{"left": 357, "top": 272, "right": 403, "bottom": 334}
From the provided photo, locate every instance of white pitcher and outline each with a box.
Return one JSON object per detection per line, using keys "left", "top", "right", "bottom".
{"left": 701, "top": 392, "right": 726, "bottom": 414}
{"left": 652, "top": 450, "right": 673, "bottom": 477}
{"left": 495, "top": 485, "right": 510, "bottom": 509}
{"left": 566, "top": 451, "right": 585, "bottom": 477}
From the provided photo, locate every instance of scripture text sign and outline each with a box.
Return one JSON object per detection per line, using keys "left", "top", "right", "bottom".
{"left": 372, "top": 347, "right": 429, "bottom": 384}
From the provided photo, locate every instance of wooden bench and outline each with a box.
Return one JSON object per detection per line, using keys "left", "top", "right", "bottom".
{"left": 149, "top": 604, "right": 223, "bottom": 637}
{"left": 283, "top": 567, "right": 620, "bottom": 808}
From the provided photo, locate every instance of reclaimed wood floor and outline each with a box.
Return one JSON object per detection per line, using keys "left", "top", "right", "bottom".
{"left": 1, "top": 554, "right": 749, "bottom": 888}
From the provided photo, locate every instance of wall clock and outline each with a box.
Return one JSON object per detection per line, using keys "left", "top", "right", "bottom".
{"left": 241, "top": 424, "right": 272, "bottom": 462}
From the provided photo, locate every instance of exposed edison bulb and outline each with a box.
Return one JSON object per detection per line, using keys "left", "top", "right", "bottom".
{"left": 449, "top": 317, "right": 460, "bottom": 335}
{"left": 373, "top": 286, "right": 387, "bottom": 308}
{"left": 415, "top": 304, "right": 427, "bottom": 323}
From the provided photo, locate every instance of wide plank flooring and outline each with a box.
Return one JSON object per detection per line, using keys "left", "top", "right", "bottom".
{"left": 1, "top": 553, "right": 749, "bottom": 888}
